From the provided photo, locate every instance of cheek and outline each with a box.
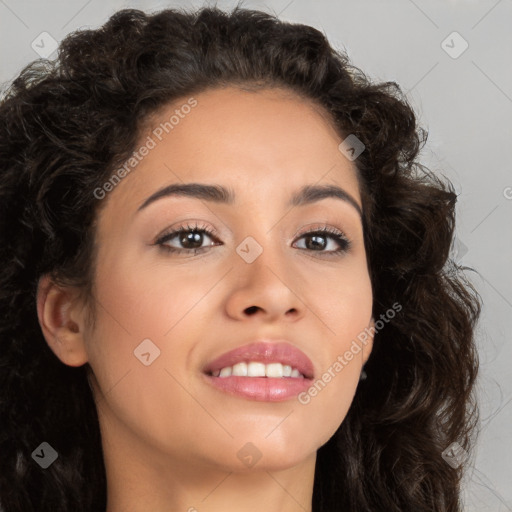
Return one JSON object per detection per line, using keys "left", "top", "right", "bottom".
{"left": 95, "top": 259, "right": 211, "bottom": 338}
{"left": 313, "top": 256, "right": 373, "bottom": 342}
{"left": 82, "top": 257, "right": 213, "bottom": 451}
{"left": 296, "top": 261, "right": 372, "bottom": 436}
{"left": 83, "top": 249, "right": 222, "bottom": 413}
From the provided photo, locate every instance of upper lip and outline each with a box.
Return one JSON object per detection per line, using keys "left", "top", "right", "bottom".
{"left": 203, "top": 340, "right": 315, "bottom": 379}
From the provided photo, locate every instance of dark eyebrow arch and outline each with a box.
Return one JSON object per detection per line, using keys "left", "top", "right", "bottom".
{"left": 137, "top": 182, "right": 362, "bottom": 218}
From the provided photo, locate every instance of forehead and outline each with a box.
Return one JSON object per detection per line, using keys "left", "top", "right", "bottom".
{"left": 99, "top": 86, "right": 360, "bottom": 218}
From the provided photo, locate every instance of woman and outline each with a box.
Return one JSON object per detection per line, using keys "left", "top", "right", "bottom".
{"left": 0, "top": 5, "right": 481, "bottom": 512}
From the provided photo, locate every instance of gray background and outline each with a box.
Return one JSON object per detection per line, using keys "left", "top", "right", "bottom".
{"left": 1, "top": 0, "right": 511, "bottom": 509}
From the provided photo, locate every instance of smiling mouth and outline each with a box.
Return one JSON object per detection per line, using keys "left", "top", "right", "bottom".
{"left": 201, "top": 340, "right": 314, "bottom": 401}
{"left": 202, "top": 340, "right": 315, "bottom": 380}
{"left": 206, "top": 361, "right": 307, "bottom": 379}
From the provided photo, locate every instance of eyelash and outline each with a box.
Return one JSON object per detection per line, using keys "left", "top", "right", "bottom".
{"left": 154, "top": 221, "right": 352, "bottom": 258}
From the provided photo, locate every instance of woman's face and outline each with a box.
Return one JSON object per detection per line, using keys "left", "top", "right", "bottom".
{"left": 79, "top": 86, "right": 374, "bottom": 473}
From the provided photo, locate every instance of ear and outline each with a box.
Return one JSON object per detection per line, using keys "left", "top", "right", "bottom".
{"left": 361, "top": 317, "right": 375, "bottom": 365}
{"left": 36, "top": 274, "right": 89, "bottom": 367}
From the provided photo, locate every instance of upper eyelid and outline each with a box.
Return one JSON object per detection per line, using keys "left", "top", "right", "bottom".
{"left": 156, "top": 224, "right": 348, "bottom": 238}
{"left": 157, "top": 218, "right": 352, "bottom": 236}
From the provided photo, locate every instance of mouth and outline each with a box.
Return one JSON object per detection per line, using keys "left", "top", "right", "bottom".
{"left": 206, "top": 361, "right": 307, "bottom": 379}
{"left": 202, "top": 340, "right": 315, "bottom": 402}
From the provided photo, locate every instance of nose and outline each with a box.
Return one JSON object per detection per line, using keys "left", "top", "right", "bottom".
{"left": 224, "top": 246, "right": 304, "bottom": 323}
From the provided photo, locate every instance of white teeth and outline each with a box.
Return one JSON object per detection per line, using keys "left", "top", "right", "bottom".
{"left": 232, "top": 362, "right": 248, "bottom": 376}
{"left": 248, "top": 362, "right": 266, "bottom": 377}
{"left": 265, "top": 363, "right": 283, "bottom": 378}
{"left": 212, "top": 361, "right": 305, "bottom": 378}
{"left": 218, "top": 367, "right": 232, "bottom": 377}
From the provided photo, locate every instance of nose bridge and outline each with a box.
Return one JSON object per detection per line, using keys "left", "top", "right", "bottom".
{"left": 233, "top": 198, "right": 292, "bottom": 280}
{"left": 235, "top": 228, "right": 287, "bottom": 287}
{"left": 226, "top": 224, "right": 303, "bottom": 320}
{"left": 232, "top": 194, "right": 279, "bottom": 262}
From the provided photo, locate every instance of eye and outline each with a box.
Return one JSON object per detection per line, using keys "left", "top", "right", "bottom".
{"left": 154, "top": 222, "right": 352, "bottom": 257}
{"left": 155, "top": 222, "right": 220, "bottom": 255}
{"left": 292, "top": 225, "right": 351, "bottom": 256}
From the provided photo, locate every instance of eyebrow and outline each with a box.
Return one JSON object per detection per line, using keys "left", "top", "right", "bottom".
{"left": 137, "top": 182, "right": 363, "bottom": 218}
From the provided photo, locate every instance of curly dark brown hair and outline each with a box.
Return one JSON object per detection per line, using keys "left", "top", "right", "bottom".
{"left": 0, "top": 5, "right": 481, "bottom": 512}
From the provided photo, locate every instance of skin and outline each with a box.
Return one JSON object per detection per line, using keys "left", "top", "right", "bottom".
{"left": 37, "top": 86, "right": 375, "bottom": 512}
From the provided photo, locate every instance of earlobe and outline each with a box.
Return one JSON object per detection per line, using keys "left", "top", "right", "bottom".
{"left": 36, "top": 274, "right": 89, "bottom": 367}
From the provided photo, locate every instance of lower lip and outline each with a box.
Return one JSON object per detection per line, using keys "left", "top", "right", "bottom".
{"left": 202, "top": 374, "right": 313, "bottom": 402}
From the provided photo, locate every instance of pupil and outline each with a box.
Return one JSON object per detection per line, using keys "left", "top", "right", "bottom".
{"left": 308, "top": 234, "right": 326, "bottom": 250}
{"left": 181, "top": 230, "right": 202, "bottom": 248}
